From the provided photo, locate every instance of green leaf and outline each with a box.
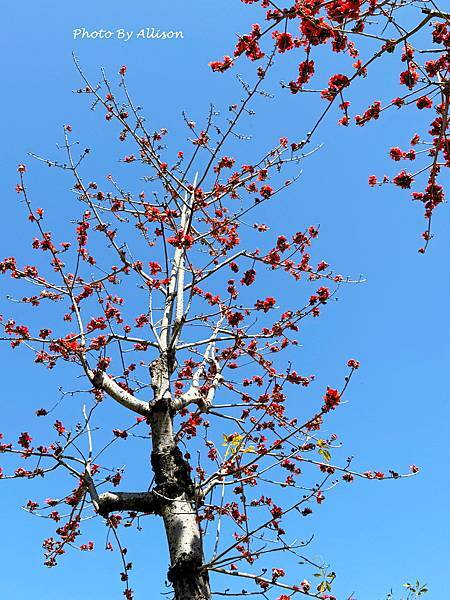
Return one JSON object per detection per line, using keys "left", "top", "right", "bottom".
{"left": 318, "top": 448, "right": 331, "bottom": 462}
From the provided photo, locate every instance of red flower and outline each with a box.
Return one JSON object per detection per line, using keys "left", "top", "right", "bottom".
{"left": 18, "top": 432, "right": 32, "bottom": 449}
{"left": 400, "top": 68, "right": 419, "bottom": 89}
{"left": 301, "top": 580, "right": 311, "bottom": 592}
{"left": 241, "top": 269, "right": 256, "bottom": 286}
{"left": 389, "top": 147, "right": 404, "bottom": 161}
{"left": 392, "top": 97, "right": 405, "bottom": 107}
{"left": 316, "top": 286, "right": 330, "bottom": 303}
{"left": 227, "top": 311, "right": 244, "bottom": 327}
{"left": 329, "top": 73, "right": 350, "bottom": 90}
{"left": 416, "top": 96, "right": 433, "bottom": 109}
{"left": 148, "top": 261, "right": 162, "bottom": 275}
{"left": 234, "top": 25, "right": 265, "bottom": 62}
{"left": 301, "top": 17, "right": 333, "bottom": 46}
{"left": 273, "top": 31, "right": 294, "bottom": 53}
{"left": 113, "top": 429, "right": 128, "bottom": 439}
{"left": 272, "top": 568, "right": 285, "bottom": 579}
{"left": 54, "top": 421, "right": 66, "bottom": 435}
{"left": 87, "top": 317, "right": 108, "bottom": 332}
{"left": 347, "top": 358, "right": 360, "bottom": 369}
{"left": 276, "top": 235, "right": 290, "bottom": 252}
{"left": 193, "top": 131, "right": 209, "bottom": 146}
{"left": 289, "top": 60, "right": 315, "bottom": 93}
{"left": 167, "top": 230, "right": 195, "bottom": 249}
{"left": 316, "top": 490, "right": 325, "bottom": 503}
{"left": 214, "top": 156, "right": 235, "bottom": 172}
{"left": 355, "top": 101, "right": 381, "bottom": 126}
{"left": 135, "top": 314, "right": 149, "bottom": 328}
{"left": 271, "top": 504, "right": 283, "bottom": 519}
{"left": 259, "top": 185, "right": 273, "bottom": 199}
{"left": 324, "top": 387, "right": 340, "bottom": 410}
{"left": 108, "top": 514, "right": 122, "bottom": 528}
{"left": 255, "top": 297, "right": 276, "bottom": 312}
{"left": 209, "top": 55, "right": 233, "bottom": 73}
{"left": 393, "top": 171, "right": 414, "bottom": 189}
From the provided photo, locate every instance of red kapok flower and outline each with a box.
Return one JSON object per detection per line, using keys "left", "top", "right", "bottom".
{"left": 324, "top": 387, "right": 340, "bottom": 410}
{"left": 393, "top": 171, "right": 414, "bottom": 189}
{"left": 209, "top": 55, "right": 233, "bottom": 73}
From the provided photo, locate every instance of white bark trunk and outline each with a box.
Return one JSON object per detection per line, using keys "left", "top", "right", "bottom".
{"left": 162, "top": 497, "right": 211, "bottom": 600}
{"left": 149, "top": 355, "right": 210, "bottom": 600}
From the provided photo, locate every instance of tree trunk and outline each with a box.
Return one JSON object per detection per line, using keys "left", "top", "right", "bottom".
{"left": 150, "top": 356, "right": 211, "bottom": 600}
{"left": 162, "top": 497, "right": 211, "bottom": 600}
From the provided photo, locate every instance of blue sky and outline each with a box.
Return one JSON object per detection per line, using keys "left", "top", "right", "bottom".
{"left": 1, "top": 1, "right": 449, "bottom": 599}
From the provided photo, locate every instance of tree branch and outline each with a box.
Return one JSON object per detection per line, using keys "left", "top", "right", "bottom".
{"left": 97, "top": 490, "right": 161, "bottom": 517}
{"left": 88, "top": 370, "right": 151, "bottom": 417}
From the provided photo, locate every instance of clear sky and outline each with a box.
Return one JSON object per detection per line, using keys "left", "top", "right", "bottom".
{"left": 1, "top": 1, "right": 449, "bottom": 599}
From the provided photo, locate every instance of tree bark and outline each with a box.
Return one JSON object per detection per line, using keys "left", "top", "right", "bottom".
{"left": 96, "top": 491, "right": 161, "bottom": 517}
{"left": 162, "top": 496, "right": 211, "bottom": 600}
{"left": 149, "top": 355, "right": 211, "bottom": 600}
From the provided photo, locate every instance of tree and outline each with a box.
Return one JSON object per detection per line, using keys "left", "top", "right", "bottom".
{"left": 1, "top": 1, "right": 447, "bottom": 598}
